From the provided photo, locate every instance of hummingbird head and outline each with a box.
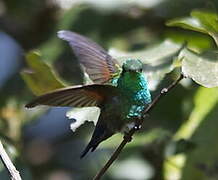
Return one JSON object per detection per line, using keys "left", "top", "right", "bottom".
{"left": 118, "top": 59, "right": 149, "bottom": 95}
{"left": 122, "top": 59, "right": 143, "bottom": 74}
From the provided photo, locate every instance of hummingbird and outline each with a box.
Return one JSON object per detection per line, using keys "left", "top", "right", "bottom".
{"left": 25, "top": 30, "right": 152, "bottom": 158}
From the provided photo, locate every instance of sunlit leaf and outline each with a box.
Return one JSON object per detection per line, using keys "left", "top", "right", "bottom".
{"left": 109, "top": 40, "right": 183, "bottom": 90}
{"left": 167, "top": 10, "right": 218, "bottom": 46}
{"left": 191, "top": 10, "right": 218, "bottom": 33}
{"left": 180, "top": 88, "right": 218, "bottom": 180}
{"left": 166, "top": 17, "right": 207, "bottom": 34}
{"left": 66, "top": 107, "right": 100, "bottom": 132}
{"left": 164, "top": 87, "right": 218, "bottom": 180}
{"left": 165, "top": 30, "right": 214, "bottom": 50}
{"left": 21, "top": 51, "right": 65, "bottom": 95}
{"left": 180, "top": 48, "right": 218, "bottom": 87}
{"left": 110, "top": 40, "right": 182, "bottom": 65}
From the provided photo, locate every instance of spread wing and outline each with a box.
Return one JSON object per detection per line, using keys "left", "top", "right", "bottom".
{"left": 25, "top": 84, "right": 118, "bottom": 108}
{"left": 57, "top": 30, "right": 120, "bottom": 84}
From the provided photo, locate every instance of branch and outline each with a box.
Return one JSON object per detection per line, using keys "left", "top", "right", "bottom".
{"left": 93, "top": 74, "right": 184, "bottom": 180}
{"left": 0, "top": 140, "right": 22, "bottom": 180}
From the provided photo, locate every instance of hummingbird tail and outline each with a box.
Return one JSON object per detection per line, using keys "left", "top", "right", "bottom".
{"left": 80, "top": 123, "right": 113, "bottom": 158}
{"left": 80, "top": 143, "right": 99, "bottom": 158}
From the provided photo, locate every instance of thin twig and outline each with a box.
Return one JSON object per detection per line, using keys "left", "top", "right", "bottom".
{"left": 93, "top": 74, "right": 184, "bottom": 180}
{"left": 0, "top": 140, "right": 22, "bottom": 180}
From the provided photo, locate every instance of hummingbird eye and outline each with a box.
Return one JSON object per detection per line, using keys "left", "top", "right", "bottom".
{"left": 138, "top": 68, "right": 143, "bottom": 73}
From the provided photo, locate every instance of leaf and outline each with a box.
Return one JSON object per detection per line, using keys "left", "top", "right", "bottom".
{"left": 180, "top": 48, "right": 218, "bottom": 88}
{"left": 167, "top": 10, "right": 218, "bottom": 46}
{"left": 21, "top": 51, "right": 65, "bottom": 95}
{"left": 165, "top": 29, "right": 214, "bottom": 50}
{"left": 110, "top": 40, "right": 182, "bottom": 65}
{"left": 166, "top": 17, "right": 207, "bottom": 34}
{"left": 192, "top": 10, "right": 218, "bottom": 46}
{"left": 66, "top": 107, "right": 100, "bottom": 132}
{"left": 180, "top": 88, "right": 218, "bottom": 180}
{"left": 164, "top": 87, "right": 218, "bottom": 180}
{"left": 191, "top": 10, "right": 218, "bottom": 33}
{"left": 109, "top": 40, "right": 183, "bottom": 90}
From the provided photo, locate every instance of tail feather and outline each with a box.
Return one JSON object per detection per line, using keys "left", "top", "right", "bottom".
{"left": 80, "top": 142, "right": 99, "bottom": 158}
{"left": 80, "top": 123, "right": 113, "bottom": 158}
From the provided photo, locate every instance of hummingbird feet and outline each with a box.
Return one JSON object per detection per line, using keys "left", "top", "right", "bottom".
{"left": 124, "top": 134, "right": 132, "bottom": 142}
{"left": 134, "top": 124, "right": 142, "bottom": 130}
{"left": 123, "top": 124, "right": 141, "bottom": 142}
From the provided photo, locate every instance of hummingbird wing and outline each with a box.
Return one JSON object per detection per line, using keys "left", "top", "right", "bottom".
{"left": 25, "top": 84, "right": 118, "bottom": 108}
{"left": 57, "top": 30, "right": 120, "bottom": 84}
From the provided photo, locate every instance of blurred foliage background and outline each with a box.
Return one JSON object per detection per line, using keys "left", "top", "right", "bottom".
{"left": 1, "top": 0, "right": 218, "bottom": 179}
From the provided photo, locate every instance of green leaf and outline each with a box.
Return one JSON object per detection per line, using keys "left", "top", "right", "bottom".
{"left": 166, "top": 17, "right": 207, "bottom": 34}
{"left": 164, "top": 87, "right": 218, "bottom": 180}
{"left": 180, "top": 87, "right": 218, "bottom": 180}
{"left": 110, "top": 40, "right": 182, "bottom": 65}
{"left": 21, "top": 51, "right": 65, "bottom": 95}
{"left": 180, "top": 48, "right": 218, "bottom": 88}
{"left": 167, "top": 10, "right": 218, "bottom": 46}
{"left": 109, "top": 40, "right": 183, "bottom": 90}
{"left": 165, "top": 30, "right": 214, "bottom": 50}
{"left": 191, "top": 10, "right": 218, "bottom": 33}
{"left": 192, "top": 10, "right": 218, "bottom": 46}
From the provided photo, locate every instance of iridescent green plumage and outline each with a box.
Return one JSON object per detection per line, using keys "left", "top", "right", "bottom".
{"left": 117, "top": 59, "right": 151, "bottom": 119}
{"left": 26, "top": 31, "right": 151, "bottom": 158}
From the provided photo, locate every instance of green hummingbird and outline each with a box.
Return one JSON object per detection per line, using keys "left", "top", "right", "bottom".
{"left": 26, "top": 30, "right": 152, "bottom": 158}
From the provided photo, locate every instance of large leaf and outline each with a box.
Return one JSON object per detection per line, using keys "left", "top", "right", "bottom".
{"left": 164, "top": 87, "right": 218, "bottom": 180}
{"left": 66, "top": 107, "right": 100, "bottom": 132}
{"left": 181, "top": 88, "right": 218, "bottom": 180}
{"left": 167, "top": 10, "right": 218, "bottom": 46}
{"left": 110, "top": 40, "right": 182, "bottom": 66}
{"left": 191, "top": 10, "right": 218, "bottom": 34}
{"left": 21, "top": 51, "right": 65, "bottom": 95}
{"left": 109, "top": 40, "right": 183, "bottom": 90}
{"left": 180, "top": 48, "right": 218, "bottom": 88}
{"left": 165, "top": 29, "right": 214, "bottom": 50}
{"left": 166, "top": 17, "right": 207, "bottom": 34}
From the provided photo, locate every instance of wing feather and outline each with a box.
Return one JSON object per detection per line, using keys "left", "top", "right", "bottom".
{"left": 57, "top": 30, "right": 120, "bottom": 84}
{"left": 25, "top": 84, "right": 118, "bottom": 108}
